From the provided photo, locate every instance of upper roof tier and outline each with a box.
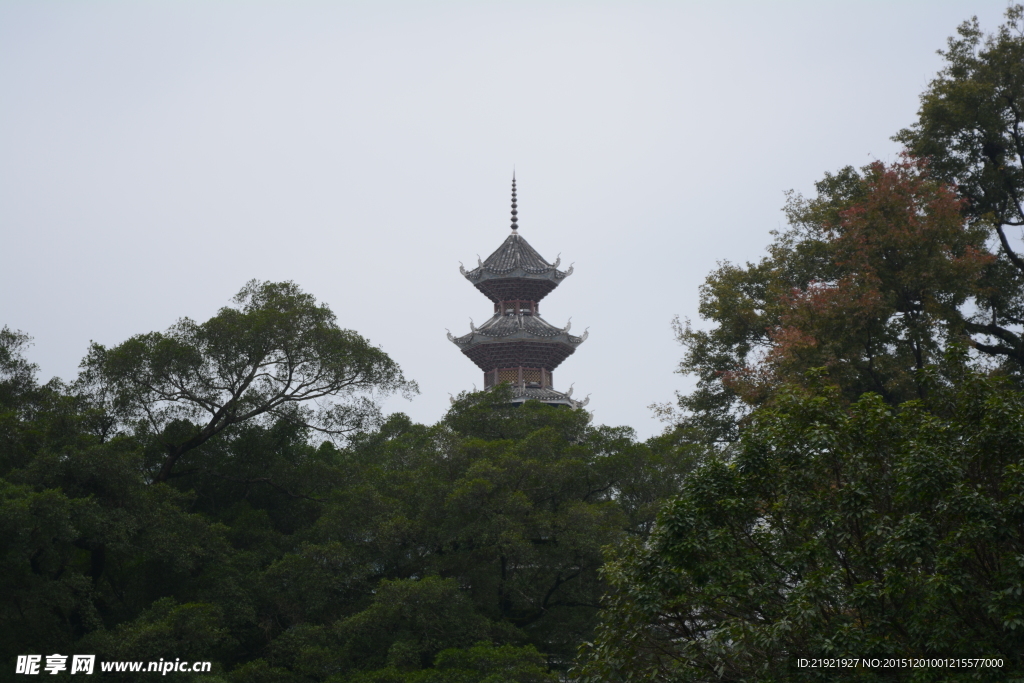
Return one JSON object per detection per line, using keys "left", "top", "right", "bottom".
{"left": 459, "top": 176, "right": 573, "bottom": 303}
{"left": 460, "top": 232, "right": 574, "bottom": 302}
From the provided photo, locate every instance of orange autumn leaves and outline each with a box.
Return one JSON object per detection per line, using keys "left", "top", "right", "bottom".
{"left": 724, "top": 158, "right": 993, "bottom": 404}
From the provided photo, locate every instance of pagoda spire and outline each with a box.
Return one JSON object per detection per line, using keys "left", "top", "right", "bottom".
{"left": 510, "top": 173, "right": 518, "bottom": 232}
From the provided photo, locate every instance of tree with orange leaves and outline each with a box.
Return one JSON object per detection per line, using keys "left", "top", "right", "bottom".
{"left": 665, "top": 158, "right": 992, "bottom": 443}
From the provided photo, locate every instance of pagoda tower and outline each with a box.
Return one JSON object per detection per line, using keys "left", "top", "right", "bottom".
{"left": 448, "top": 175, "right": 588, "bottom": 408}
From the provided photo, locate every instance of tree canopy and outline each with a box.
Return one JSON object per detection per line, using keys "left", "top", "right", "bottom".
{"left": 896, "top": 5, "right": 1024, "bottom": 366}
{"left": 585, "top": 7, "right": 1024, "bottom": 681}
{"left": 0, "top": 286, "right": 693, "bottom": 681}
{"left": 663, "top": 158, "right": 992, "bottom": 443}
{"left": 84, "top": 280, "right": 416, "bottom": 483}
{"left": 579, "top": 365, "right": 1024, "bottom": 681}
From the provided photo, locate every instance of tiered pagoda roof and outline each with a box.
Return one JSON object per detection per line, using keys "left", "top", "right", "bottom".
{"left": 448, "top": 175, "right": 587, "bottom": 409}
{"left": 459, "top": 232, "right": 574, "bottom": 303}
{"left": 447, "top": 313, "right": 588, "bottom": 370}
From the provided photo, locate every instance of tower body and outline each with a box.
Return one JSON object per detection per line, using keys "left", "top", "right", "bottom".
{"left": 448, "top": 178, "right": 587, "bottom": 408}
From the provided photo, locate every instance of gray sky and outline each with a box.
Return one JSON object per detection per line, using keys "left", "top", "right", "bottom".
{"left": 0, "top": 1, "right": 1013, "bottom": 439}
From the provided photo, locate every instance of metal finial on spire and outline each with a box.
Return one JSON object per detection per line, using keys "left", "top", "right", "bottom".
{"left": 510, "top": 173, "right": 518, "bottom": 231}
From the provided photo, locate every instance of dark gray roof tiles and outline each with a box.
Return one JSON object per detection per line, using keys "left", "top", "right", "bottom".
{"left": 509, "top": 384, "right": 590, "bottom": 409}
{"left": 447, "top": 384, "right": 590, "bottom": 409}
{"left": 460, "top": 232, "right": 573, "bottom": 282}
{"left": 483, "top": 232, "right": 551, "bottom": 273}
{"left": 446, "top": 312, "right": 588, "bottom": 347}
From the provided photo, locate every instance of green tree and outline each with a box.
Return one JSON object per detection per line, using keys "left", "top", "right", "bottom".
{"left": 607, "top": 12, "right": 1024, "bottom": 680}
{"left": 0, "top": 283, "right": 417, "bottom": 675}
{"left": 273, "top": 389, "right": 695, "bottom": 669}
{"left": 896, "top": 4, "right": 1024, "bottom": 365}
{"left": 338, "top": 642, "right": 556, "bottom": 683}
{"left": 84, "top": 280, "right": 416, "bottom": 483}
{"left": 0, "top": 326, "right": 37, "bottom": 410}
{"left": 578, "top": 366, "right": 1024, "bottom": 682}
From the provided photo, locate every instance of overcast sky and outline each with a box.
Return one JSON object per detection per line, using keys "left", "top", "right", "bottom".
{"left": 0, "top": 1, "right": 1014, "bottom": 439}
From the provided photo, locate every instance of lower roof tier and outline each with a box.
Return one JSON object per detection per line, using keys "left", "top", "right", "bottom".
{"left": 448, "top": 311, "right": 588, "bottom": 344}
{"left": 507, "top": 384, "right": 589, "bottom": 409}
{"left": 460, "top": 340, "right": 578, "bottom": 372}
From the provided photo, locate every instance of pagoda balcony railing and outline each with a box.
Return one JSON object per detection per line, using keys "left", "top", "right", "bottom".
{"left": 494, "top": 300, "right": 538, "bottom": 316}
{"left": 484, "top": 367, "right": 552, "bottom": 389}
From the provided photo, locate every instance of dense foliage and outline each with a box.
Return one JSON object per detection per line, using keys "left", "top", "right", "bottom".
{"left": 579, "top": 363, "right": 1024, "bottom": 682}
{"left": 0, "top": 284, "right": 694, "bottom": 681}
{"left": 582, "top": 6, "right": 1024, "bottom": 681}
{"left": 661, "top": 158, "right": 991, "bottom": 444}
{"left": 895, "top": 5, "right": 1024, "bottom": 366}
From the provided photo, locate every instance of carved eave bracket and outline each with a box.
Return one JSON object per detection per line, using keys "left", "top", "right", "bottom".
{"left": 569, "top": 327, "right": 589, "bottom": 344}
